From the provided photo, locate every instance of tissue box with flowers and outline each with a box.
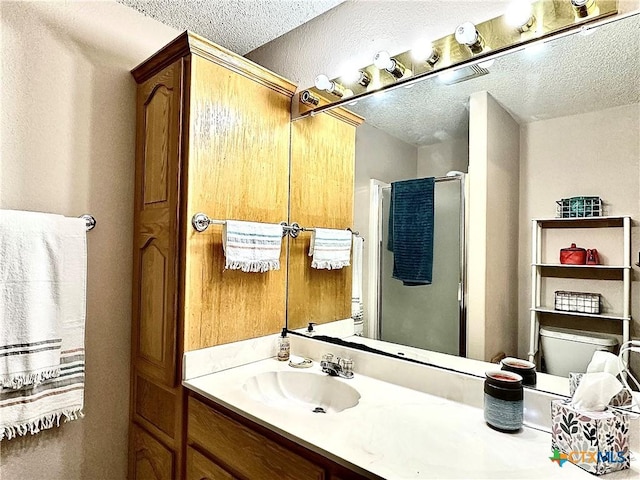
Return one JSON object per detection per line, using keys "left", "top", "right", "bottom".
{"left": 551, "top": 399, "right": 630, "bottom": 475}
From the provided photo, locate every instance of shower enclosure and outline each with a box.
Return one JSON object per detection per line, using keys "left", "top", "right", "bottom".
{"left": 371, "top": 174, "right": 466, "bottom": 356}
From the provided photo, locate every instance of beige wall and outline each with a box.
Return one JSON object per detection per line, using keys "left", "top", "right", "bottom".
{"left": 0, "top": 2, "right": 177, "bottom": 478}
{"left": 517, "top": 103, "right": 640, "bottom": 373}
{"left": 354, "top": 123, "right": 417, "bottom": 332}
{"left": 467, "top": 91, "right": 520, "bottom": 361}
{"left": 417, "top": 137, "right": 469, "bottom": 177}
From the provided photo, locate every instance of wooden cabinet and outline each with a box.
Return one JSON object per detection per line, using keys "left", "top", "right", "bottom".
{"left": 187, "top": 394, "right": 380, "bottom": 480}
{"left": 186, "top": 447, "right": 236, "bottom": 480}
{"left": 129, "top": 32, "right": 361, "bottom": 479}
{"left": 129, "top": 32, "right": 296, "bottom": 479}
{"left": 131, "top": 425, "right": 175, "bottom": 480}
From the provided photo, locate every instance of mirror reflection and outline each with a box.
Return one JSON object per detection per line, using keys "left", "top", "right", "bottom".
{"left": 292, "top": 13, "right": 640, "bottom": 391}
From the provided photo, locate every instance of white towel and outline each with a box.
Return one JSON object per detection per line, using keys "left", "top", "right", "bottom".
{"left": 309, "top": 228, "right": 352, "bottom": 270}
{"left": 222, "top": 220, "right": 283, "bottom": 273}
{"left": 351, "top": 236, "right": 364, "bottom": 335}
{"left": 1, "top": 211, "right": 84, "bottom": 389}
{"left": 0, "top": 210, "right": 86, "bottom": 440}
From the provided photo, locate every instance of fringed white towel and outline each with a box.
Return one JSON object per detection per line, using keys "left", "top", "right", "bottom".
{"left": 351, "top": 236, "right": 364, "bottom": 335}
{"left": 0, "top": 211, "right": 84, "bottom": 389}
{"left": 309, "top": 228, "right": 352, "bottom": 270}
{"left": 222, "top": 220, "right": 283, "bottom": 273}
{"left": 0, "top": 210, "right": 86, "bottom": 440}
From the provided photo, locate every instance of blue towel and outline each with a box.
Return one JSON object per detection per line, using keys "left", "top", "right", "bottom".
{"left": 387, "top": 177, "right": 435, "bottom": 286}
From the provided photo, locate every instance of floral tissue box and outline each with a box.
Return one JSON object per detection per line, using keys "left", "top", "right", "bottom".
{"left": 569, "top": 373, "right": 634, "bottom": 407}
{"left": 551, "top": 399, "right": 630, "bottom": 475}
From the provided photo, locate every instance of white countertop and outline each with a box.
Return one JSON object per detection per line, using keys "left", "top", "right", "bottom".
{"left": 184, "top": 358, "right": 639, "bottom": 479}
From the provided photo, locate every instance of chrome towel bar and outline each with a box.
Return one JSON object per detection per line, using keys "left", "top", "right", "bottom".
{"left": 190, "top": 213, "right": 363, "bottom": 240}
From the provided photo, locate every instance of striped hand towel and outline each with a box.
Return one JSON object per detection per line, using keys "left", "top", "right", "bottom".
{"left": 0, "top": 332, "right": 85, "bottom": 440}
{"left": 222, "top": 220, "right": 283, "bottom": 273}
{"left": 309, "top": 228, "right": 352, "bottom": 270}
{"left": 0, "top": 210, "right": 86, "bottom": 440}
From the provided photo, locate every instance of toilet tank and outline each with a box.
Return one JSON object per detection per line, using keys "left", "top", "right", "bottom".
{"left": 540, "top": 326, "right": 618, "bottom": 377}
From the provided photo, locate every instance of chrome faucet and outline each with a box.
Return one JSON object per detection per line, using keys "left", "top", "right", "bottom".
{"left": 320, "top": 353, "right": 354, "bottom": 379}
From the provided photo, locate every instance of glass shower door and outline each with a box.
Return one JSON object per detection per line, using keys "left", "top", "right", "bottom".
{"left": 380, "top": 178, "right": 463, "bottom": 355}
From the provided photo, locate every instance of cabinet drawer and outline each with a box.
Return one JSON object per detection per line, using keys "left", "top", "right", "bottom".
{"left": 186, "top": 447, "right": 236, "bottom": 480}
{"left": 188, "top": 396, "right": 325, "bottom": 480}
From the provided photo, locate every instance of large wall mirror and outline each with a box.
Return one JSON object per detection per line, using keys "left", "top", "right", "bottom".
{"left": 287, "top": 12, "right": 640, "bottom": 394}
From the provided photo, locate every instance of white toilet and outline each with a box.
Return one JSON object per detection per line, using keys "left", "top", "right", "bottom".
{"left": 539, "top": 326, "right": 618, "bottom": 377}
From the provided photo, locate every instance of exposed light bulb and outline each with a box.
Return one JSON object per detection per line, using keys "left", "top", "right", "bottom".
{"left": 411, "top": 42, "right": 433, "bottom": 62}
{"left": 505, "top": 0, "right": 535, "bottom": 31}
{"left": 313, "top": 74, "right": 346, "bottom": 98}
{"left": 373, "top": 51, "right": 407, "bottom": 80}
{"left": 373, "top": 51, "right": 394, "bottom": 71}
{"left": 455, "top": 22, "right": 485, "bottom": 54}
{"left": 341, "top": 69, "right": 362, "bottom": 84}
{"left": 478, "top": 59, "right": 495, "bottom": 68}
{"left": 455, "top": 22, "right": 479, "bottom": 46}
{"left": 411, "top": 40, "right": 440, "bottom": 67}
{"left": 342, "top": 69, "right": 371, "bottom": 87}
{"left": 314, "top": 74, "right": 333, "bottom": 91}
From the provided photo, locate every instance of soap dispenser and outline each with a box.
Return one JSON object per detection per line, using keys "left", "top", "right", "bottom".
{"left": 306, "top": 322, "right": 317, "bottom": 337}
{"left": 277, "top": 328, "right": 290, "bottom": 361}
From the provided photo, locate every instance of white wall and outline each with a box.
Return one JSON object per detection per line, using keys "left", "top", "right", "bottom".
{"left": 517, "top": 103, "right": 640, "bottom": 373}
{"left": 0, "top": 2, "right": 178, "bottom": 478}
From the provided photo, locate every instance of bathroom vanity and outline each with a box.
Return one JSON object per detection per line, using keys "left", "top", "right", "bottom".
{"left": 181, "top": 336, "right": 639, "bottom": 479}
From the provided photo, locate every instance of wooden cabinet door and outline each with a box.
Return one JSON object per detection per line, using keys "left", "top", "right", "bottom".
{"left": 188, "top": 396, "right": 325, "bottom": 480}
{"left": 186, "top": 447, "right": 236, "bottom": 480}
{"left": 131, "top": 425, "right": 175, "bottom": 480}
{"left": 132, "top": 59, "right": 183, "bottom": 386}
{"left": 288, "top": 111, "right": 361, "bottom": 329}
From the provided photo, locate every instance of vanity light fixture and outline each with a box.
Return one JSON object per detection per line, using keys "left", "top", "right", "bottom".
{"left": 411, "top": 41, "right": 440, "bottom": 67}
{"left": 505, "top": 0, "right": 536, "bottom": 32}
{"left": 570, "top": 0, "right": 598, "bottom": 18}
{"left": 300, "top": 90, "right": 320, "bottom": 106}
{"left": 343, "top": 69, "right": 372, "bottom": 87}
{"left": 454, "top": 22, "right": 485, "bottom": 54}
{"left": 373, "top": 51, "right": 407, "bottom": 79}
{"left": 314, "top": 74, "right": 347, "bottom": 98}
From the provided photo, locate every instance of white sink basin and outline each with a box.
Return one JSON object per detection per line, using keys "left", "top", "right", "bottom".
{"left": 242, "top": 371, "right": 360, "bottom": 413}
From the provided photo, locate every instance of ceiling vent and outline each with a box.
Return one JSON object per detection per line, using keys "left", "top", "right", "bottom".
{"left": 441, "top": 64, "right": 489, "bottom": 86}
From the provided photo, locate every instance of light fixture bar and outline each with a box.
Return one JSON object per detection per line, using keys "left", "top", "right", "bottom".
{"left": 295, "top": 0, "right": 622, "bottom": 120}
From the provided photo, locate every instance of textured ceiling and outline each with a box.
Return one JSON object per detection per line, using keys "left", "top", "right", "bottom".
{"left": 349, "top": 14, "right": 640, "bottom": 146}
{"left": 117, "top": 0, "right": 344, "bottom": 55}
